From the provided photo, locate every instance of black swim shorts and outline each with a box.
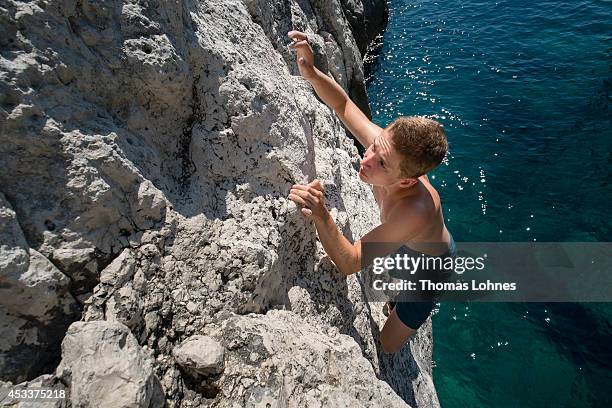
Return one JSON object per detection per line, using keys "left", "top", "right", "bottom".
{"left": 393, "top": 301, "right": 435, "bottom": 330}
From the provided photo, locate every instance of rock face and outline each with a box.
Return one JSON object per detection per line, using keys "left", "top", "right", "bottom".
{"left": 56, "top": 320, "right": 164, "bottom": 407}
{"left": 198, "top": 310, "right": 411, "bottom": 407}
{"left": 0, "top": 0, "right": 438, "bottom": 407}
{"left": 173, "top": 335, "right": 225, "bottom": 377}
{"left": 0, "top": 193, "right": 79, "bottom": 383}
{"left": 340, "top": 0, "right": 389, "bottom": 57}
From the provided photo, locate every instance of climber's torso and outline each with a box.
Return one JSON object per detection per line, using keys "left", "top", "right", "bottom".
{"left": 373, "top": 175, "right": 452, "bottom": 256}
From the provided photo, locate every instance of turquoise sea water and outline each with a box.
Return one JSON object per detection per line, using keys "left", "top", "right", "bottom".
{"left": 365, "top": 0, "right": 612, "bottom": 406}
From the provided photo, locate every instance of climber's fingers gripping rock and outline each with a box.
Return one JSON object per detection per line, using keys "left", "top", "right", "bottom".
{"left": 308, "top": 179, "right": 324, "bottom": 193}
{"left": 287, "top": 30, "right": 316, "bottom": 80}
{"left": 288, "top": 180, "right": 327, "bottom": 220}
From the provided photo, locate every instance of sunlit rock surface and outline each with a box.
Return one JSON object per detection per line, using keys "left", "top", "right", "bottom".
{"left": 0, "top": 0, "right": 439, "bottom": 406}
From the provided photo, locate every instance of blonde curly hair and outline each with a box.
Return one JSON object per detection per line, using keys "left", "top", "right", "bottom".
{"left": 387, "top": 116, "right": 448, "bottom": 178}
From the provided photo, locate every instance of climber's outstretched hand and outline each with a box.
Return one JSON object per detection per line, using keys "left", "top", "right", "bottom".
{"left": 288, "top": 180, "right": 327, "bottom": 220}
{"left": 287, "top": 31, "right": 316, "bottom": 80}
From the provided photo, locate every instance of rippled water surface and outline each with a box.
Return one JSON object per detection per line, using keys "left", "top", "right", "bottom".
{"left": 365, "top": 0, "right": 612, "bottom": 406}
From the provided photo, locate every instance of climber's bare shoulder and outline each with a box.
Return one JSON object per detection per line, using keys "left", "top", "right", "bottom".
{"left": 371, "top": 176, "right": 433, "bottom": 207}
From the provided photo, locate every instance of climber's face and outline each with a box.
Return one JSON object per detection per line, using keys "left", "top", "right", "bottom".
{"left": 359, "top": 130, "right": 403, "bottom": 186}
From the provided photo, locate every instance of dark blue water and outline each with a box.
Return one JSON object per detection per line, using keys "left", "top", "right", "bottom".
{"left": 365, "top": 1, "right": 612, "bottom": 406}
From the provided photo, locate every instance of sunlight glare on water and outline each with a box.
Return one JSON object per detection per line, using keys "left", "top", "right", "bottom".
{"left": 366, "top": 0, "right": 612, "bottom": 406}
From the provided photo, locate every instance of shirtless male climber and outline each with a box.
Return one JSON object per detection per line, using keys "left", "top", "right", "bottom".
{"left": 286, "top": 31, "right": 456, "bottom": 353}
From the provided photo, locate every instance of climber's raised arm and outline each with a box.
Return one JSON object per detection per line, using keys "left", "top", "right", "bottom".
{"left": 288, "top": 31, "right": 382, "bottom": 150}
{"left": 287, "top": 179, "right": 428, "bottom": 277}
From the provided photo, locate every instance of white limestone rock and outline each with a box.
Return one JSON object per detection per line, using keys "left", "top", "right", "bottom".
{"left": 212, "top": 310, "right": 411, "bottom": 407}
{"left": 0, "top": 194, "right": 78, "bottom": 382}
{"left": 0, "top": 194, "right": 74, "bottom": 320}
{"left": 99, "top": 248, "right": 137, "bottom": 288}
{"left": 56, "top": 320, "right": 163, "bottom": 408}
{"left": 135, "top": 180, "right": 168, "bottom": 230}
{"left": 1, "top": 0, "right": 438, "bottom": 406}
{"left": 173, "top": 335, "right": 225, "bottom": 377}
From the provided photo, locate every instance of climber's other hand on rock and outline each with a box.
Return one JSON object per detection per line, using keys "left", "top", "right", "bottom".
{"left": 287, "top": 31, "right": 316, "bottom": 80}
{"left": 288, "top": 180, "right": 327, "bottom": 220}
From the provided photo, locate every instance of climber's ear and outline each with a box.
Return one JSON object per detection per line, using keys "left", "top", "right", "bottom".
{"left": 398, "top": 177, "right": 418, "bottom": 189}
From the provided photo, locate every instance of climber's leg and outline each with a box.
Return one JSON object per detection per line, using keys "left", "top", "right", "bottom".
{"left": 379, "top": 305, "right": 417, "bottom": 353}
{"left": 380, "top": 301, "right": 434, "bottom": 352}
